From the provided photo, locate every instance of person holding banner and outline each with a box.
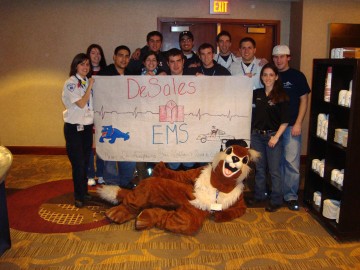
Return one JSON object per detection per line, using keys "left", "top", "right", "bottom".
{"left": 250, "top": 63, "right": 289, "bottom": 212}
{"left": 86, "top": 44, "right": 107, "bottom": 187}
{"left": 136, "top": 50, "right": 166, "bottom": 180}
{"left": 128, "top": 31, "right": 169, "bottom": 75}
{"left": 62, "top": 53, "right": 94, "bottom": 208}
{"left": 188, "top": 43, "right": 231, "bottom": 76}
{"left": 140, "top": 51, "right": 166, "bottom": 76}
{"left": 214, "top": 31, "right": 238, "bottom": 70}
{"left": 164, "top": 48, "right": 195, "bottom": 170}
{"left": 178, "top": 31, "right": 201, "bottom": 70}
{"left": 98, "top": 45, "right": 137, "bottom": 189}
{"left": 230, "top": 37, "right": 265, "bottom": 90}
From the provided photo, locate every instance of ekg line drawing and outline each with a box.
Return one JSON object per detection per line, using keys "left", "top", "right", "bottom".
{"left": 95, "top": 106, "right": 159, "bottom": 120}
{"left": 187, "top": 108, "right": 247, "bottom": 121}
{"left": 95, "top": 105, "right": 247, "bottom": 122}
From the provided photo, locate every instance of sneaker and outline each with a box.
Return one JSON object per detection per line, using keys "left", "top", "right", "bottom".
{"left": 97, "top": 177, "right": 105, "bottom": 185}
{"left": 87, "top": 178, "right": 96, "bottom": 186}
{"left": 287, "top": 200, "right": 300, "bottom": 211}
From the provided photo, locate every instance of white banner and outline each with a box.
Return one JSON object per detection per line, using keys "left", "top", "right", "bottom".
{"left": 93, "top": 75, "right": 253, "bottom": 162}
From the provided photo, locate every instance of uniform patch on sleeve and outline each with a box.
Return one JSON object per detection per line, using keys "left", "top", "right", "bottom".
{"left": 67, "top": 83, "right": 76, "bottom": 92}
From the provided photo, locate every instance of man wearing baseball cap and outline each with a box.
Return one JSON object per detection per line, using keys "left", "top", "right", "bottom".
{"left": 272, "top": 45, "right": 311, "bottom": 211}
{"left": 178, "top": 31, "right": 201, "bottom": 69}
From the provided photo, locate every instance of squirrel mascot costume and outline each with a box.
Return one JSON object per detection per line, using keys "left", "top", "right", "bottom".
{"left": 98, "top": 144, "right": 259, "bottom": 235}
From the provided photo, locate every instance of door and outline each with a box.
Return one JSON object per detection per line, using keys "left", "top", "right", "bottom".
{"left": 159, "top": 21, "right": 218, "bottom": 52}
{"left": 221, "top": 23, "right": 277, "bottom": 61}
{"left": 158, "top": 18, "right": 279, "bottom": 61}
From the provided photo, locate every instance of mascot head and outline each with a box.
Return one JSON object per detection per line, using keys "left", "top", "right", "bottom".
{"left": 210, "top": 145, "right": 259, "bottom": 193}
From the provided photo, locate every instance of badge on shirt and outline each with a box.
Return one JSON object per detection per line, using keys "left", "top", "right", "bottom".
{"left": 210, "top": 203, "right": 223, "bottom": 211}
{"left": 67, "top": 83, "right": 76, "bottom": 92}
{"left": 77, "top": 124, "right": 84, "bottom": 131}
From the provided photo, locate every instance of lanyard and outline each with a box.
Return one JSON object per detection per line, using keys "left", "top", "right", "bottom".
{"left": 241, "top": 62, "right": 255, "bottom": 75}
{"left": 216, "top": 54, "right": 234, "bottom": 68}
{"left": 76, "top": 75, "right": 90, "bottom": 107}
{"left": 215, "top": 190, "right": 219, "bottom": 203}
{"left": 201, "top": 66, "right": 216, "bottom": 76}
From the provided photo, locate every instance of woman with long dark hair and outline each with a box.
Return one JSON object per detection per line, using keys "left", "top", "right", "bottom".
{"left": 250, "top": 63, "right": 289, "bottom": 212}
{"left": 85, "top": 44, "right": 107, "bottom": 186}
{"left": 62, "top": 53, "right": 94, "bottom": 208}
{"left": 86, "top": 44, "right": 107, "bottom": 75}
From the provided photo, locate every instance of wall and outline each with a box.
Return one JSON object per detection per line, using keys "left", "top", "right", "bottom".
{"left": 0, "top": 0, "right": 291, "bottom": 147}
{"left": 296, "top": 0, "right": 360, "bottom": 154}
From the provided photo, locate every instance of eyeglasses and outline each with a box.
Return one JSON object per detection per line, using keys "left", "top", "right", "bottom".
{"left": 180, "top": 38, "right": 192, "bottom": 42}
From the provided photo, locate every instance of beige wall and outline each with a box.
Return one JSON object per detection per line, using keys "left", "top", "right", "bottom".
{"left": 298, "top": 0, "right": 360, "bottom": 154}
{"left": 0, "top": 0, "right": 291, "bottom": 147}
{"left": 1, "top": 0, "right": 360, "bottom": 155}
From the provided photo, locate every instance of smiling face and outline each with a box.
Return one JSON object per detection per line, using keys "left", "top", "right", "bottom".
{"left": 199, "top": 47, "right": 214, "bottom": 68}
{"left": 222, "top": 146, "right": 249, "bottom": 178}
{"left": 261, "top": 67, "right": 278, "bottom": 90}
{"left": 180, "top": 36, "right": 194, "bottom": 54}
{"left": 272, "top": 54, "right": 290, "bottom": 72}
{"left": 144, "top": 54, "right": 158, "bottom": 72}
{"left": 76, "top": 59, "right": 90, "bottom": 78}
{"left": 218, "top": 35, "right": 232, "bottom": 55}
{"left": 147, "top": 35, "right": 162, "bottom": 53}
{"left": 113, "top": 49, "right": 130, "bottom": 72}
{"left": 210, "top": 145, "right": 254, "bottom": 193}
{"left": 240, "top": 41, "right": 256, "bottom": 63}
{"left": 168, "top": 55, "right": 184, "bottom": 75}
{"left": 89, "top": 47, "right": 101, "bottom": 67}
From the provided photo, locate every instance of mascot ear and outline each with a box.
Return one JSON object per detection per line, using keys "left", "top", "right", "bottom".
{"left": 248, "top": 149, "right": 260, "bottom": 162}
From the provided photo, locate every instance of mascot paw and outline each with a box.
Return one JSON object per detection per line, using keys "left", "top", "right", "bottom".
{"left": 135, "top": 210, "right": 156, "bottom": 231}
{"left": 105, "top": 205, "right": 135, "bottom": 224}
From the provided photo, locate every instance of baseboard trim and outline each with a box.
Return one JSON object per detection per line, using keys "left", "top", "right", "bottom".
{"left": 6, "top": 146, "right": 67, "bottom": 155}
{"left": 5, "top": 146, "right": 309, "bottom": 164}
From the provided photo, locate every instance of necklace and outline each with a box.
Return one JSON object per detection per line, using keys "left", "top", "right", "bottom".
{"left": 201, "top": 66, "right": 216, "bottom": 76}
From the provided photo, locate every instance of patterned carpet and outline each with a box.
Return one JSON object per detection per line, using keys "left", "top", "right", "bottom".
{"left": 1, "top": 155, "right": 360, "bottom": 269}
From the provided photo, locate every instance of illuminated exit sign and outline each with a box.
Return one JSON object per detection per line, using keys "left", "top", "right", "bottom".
{"left": 210, "top": 0, "right": 230, "bottom": 15}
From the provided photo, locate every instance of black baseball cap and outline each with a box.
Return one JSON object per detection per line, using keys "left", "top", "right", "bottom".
{"left": 179, "top": 31, "right": 194, "bottom": 42}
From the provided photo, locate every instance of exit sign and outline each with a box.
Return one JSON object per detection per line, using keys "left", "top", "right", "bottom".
{"left": 210, "top": 0, "right": 230, "bottom": 15}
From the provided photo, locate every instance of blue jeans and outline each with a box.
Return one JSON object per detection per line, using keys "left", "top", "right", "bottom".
{"left": 281, "top": 126, "right": 301, "bottom": 201}
{"left": 103, "top": 161, "right": 136, "bottom": 187}
{"left": 87, "top": 151, "right": 104, "bottom": 178}
{"left": 251, "top": 132, "right": 283, "bottom": 206}
{"left": 167, "top": 163, "right": 195, "bottom": 170}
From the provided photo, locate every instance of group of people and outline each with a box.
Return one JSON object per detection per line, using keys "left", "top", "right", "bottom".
{"left": 61, "top": 30, "right": 310, "bottom": 212}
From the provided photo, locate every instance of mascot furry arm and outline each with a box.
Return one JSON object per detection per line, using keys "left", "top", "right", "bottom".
{"left": 98, "top": 145, "right": 259, "bottom": 235}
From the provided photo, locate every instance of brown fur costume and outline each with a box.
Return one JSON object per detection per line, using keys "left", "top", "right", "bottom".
{"left": 98, "top": 145, "right": 259, "bottom": 235}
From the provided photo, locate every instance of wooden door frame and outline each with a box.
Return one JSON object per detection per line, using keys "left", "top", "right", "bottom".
{"left": 157, "top": 17, "right": 280, "bottom": 45}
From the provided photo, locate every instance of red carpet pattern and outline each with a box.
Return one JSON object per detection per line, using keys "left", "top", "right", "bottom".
{"left": 7, "top": 179, "right": 110, "bottom": 233}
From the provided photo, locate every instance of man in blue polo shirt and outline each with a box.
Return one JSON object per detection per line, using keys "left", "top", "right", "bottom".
{"left": 272, "top": 45, "right": 311, "bottom": 211}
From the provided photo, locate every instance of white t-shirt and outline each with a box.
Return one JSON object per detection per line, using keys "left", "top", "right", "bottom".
{"left": 230, "top": 57, "right": 263, "bottom": 89}
{"left": 62, "top": 75, "right": 94, "bottom": 125}
{"left": 213, "top": 53, "right": 238, "bottom": 70}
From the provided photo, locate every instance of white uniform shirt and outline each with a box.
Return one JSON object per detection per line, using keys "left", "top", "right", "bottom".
{"left": 230, "top": 57, "right": 263, "bottom": 90}
{"left": 62, "top": 74, "right": 94, "bottom": 125}
{"left": 213, "top": 53, "right": 238, "bottom": 70}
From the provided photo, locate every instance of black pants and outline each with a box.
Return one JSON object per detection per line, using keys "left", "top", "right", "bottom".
{"left": 64, "top": 123, "right": 93, "bottom": 202}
